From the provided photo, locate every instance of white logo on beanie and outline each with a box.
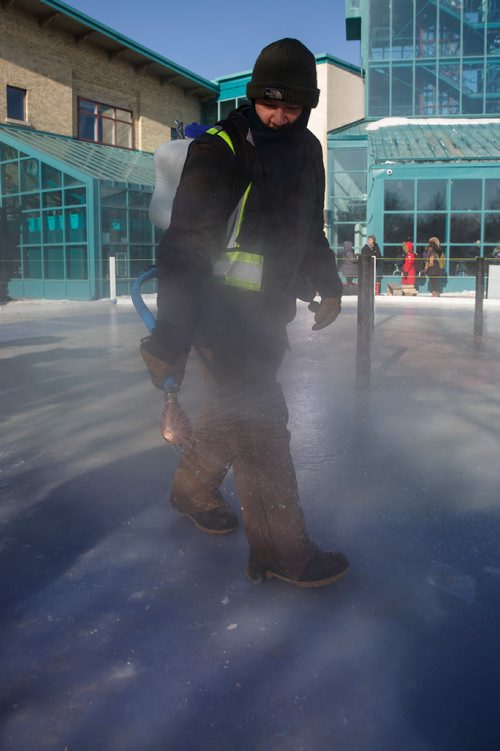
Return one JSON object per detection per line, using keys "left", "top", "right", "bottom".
{"left": 264, "top": 87, "right": 284, "bottom": 100}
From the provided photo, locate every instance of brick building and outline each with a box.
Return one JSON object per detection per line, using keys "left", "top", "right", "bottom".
{"left": 0, "top": 0, "right": 218, "bottom": 300}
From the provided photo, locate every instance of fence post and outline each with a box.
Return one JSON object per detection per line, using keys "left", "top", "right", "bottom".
{"left": 356, "top": 252, "right": 374, "bottom": 389}
{"left": 109, "top": 255, "right": 117, "bottom": 304}
{"left": 473, "top": 256, "right": 485, "bottom": 339}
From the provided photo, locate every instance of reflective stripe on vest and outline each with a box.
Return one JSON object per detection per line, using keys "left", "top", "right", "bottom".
{"left": 207, "top": 126, "right": 263, "bottom": 291}
{"left": 212, "top": 250, "right": 263, "bottom": 292}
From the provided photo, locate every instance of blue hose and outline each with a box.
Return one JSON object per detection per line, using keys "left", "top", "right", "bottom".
{"left": 131, "top": 267, "right": 177, "bottom": 392}
{"left": 131, "top": 267, "right": 158, "bottom": 334}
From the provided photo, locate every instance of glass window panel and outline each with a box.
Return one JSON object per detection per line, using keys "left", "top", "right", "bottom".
{"left": 485, "top": 180, "right": 500, "bottom": 209}
{"left": 334, "top": 171, "right": 366, "bottom": 197}
{"left": 415, "top": 67, "right": 437, "bottom": 114}
{"left": 488, "top": 29, "right": 500, "bottom": 55}
{"left": 439, "top": 64, "right": 461, "bottom": 114}
{"left": 101, "top": 118, "right": 115, "bottom": 145}
{"left": 392, "top": 66, "right": 413, "bottom": 114}
{"left": 101, "top": 187, "right": 127, "bottom": 207}
{"left": 333, "top": 197, "right": 366, "bottom": 222}
{"left": 116, "top": 108, "right": 132, "bottom": 123}
{"left": 334, "top": 147, "right": 367, "bottom": 173}
{"left": 2, "top": 161, "right": 19, "bottom": 193}
{"left": 0, "top": 143, "right": 19, "bottom": 161}
{"left": 383, "top": 244, "right": 405, "bottom": 267}
{"left": 22, "top": 212, "right": 41, "bottom": 243}
{"left": 489, "top": 0, "right": 500, "bottom": 23}
{"left": 439, "top": 22, "right": 461, "bottom": 57}
{"left": 384, "top": 181, "right": 414, "bottom": 211}
{"left": 101, "top": 208, "right": 126, "bottom": 241}
{"left": 130, "top": 245, "right": 154, "bottom": 278}
{"left": 6, "top": 86, "right": 26, "bottom": 120}
{"left": 63, "top": 174, "right": 84, "bottom": 188}
{"left": 416, "top": 0, "right": 437, "bottom": 58}
{"left": 484, "top": 213, "right": 500, "bottom": 242}
{"left": 42, "top": 190, "right": 62, "bottom": 208}
{"left": 219, "top": 100, "right": 236, "bottom": 119}
{"left": 336, "top": 223, "right": 356, "bottom": 247}
{"left": 368, "top": 66, "right": 390, "bottom": 116}
{"left": 369, "top": 0, "right": 391, "bottom": 59}
{"left": 201, "top": 101, "right": 217, "bottom": 125}
{"left": 44, "top": 246, "right": 65, "bottom": 279}
{"left": 67, "top": 246, "right": 88, "bottom": 280}
{"left": 99, "top": 104, "right": 115, "bottom": 118}
{"left": 485, "top": 61, "right": 500, "bottom": 114}
{"left": 65, "top": 208, "right": 87, "bottom": 242}
{"left": 451, "top": 179, "right": 481, "bottom": 210}
{"left": 64, "top": 187, "right": 86, "bottom": 206}
{"left": 79, "top": 113, "right": 97, "bottom": 141}
{"left": 129, "top": 210, "right": 152, "bottom": 243}
{"left": 43, "top": 211, "right": 64, "bottom": 243}
{"left": 128, "top": 190, "right": 151, "bottom": 209}
{"left": 464, "top": 0, "right": 483, "bottom": 23}
{"left": 384, "top": 213, "right": 414, "bottom": 243}
{"left": 116, "top": 120, "right": 132, "bottom": 148}
{"left": 448, "top": 244, "right": 478, "bottom": 276}
{"left": 5, "top": 196, "right": 20, "bottom": 212}
{"left": 485, "top": 98, "right": 500, "bottom": 114}
{"left": 417, "top": 180, "right": 447, "bottom": 211}
{"left": 23, "top": 247, "right": 42, "bottom": 278}
{"left": 462, "top": 63, "right": 484, "bottom": 113}
{"left": 41, "top": 164, "right": 62, "bottom": 189}
{"left": 392, "top": 0, "right": 414, "bottom": 60}
{"left": 417, "top": 213, "right": 447, "bottom": 243}
{"left": 463, "top": 25, "right": 485, "bottom": 56}
{"left": 484, "top": 244, "right": 500, "bottom": 258}
{"left": 20, "top": 159, "right": 40, "bottom": 192}
{"left": 450, "top": 213, "right": 481, "bottom": 243}
{"left": 80, "top": 99, "right": 97, "bottom": 113}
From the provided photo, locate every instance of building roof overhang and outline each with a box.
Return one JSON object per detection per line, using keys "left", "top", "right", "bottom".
{"left": 0, "top": 123, "right": 155, "bottom": 185}
{"left": 367, "top": 118, "right": 500, "bottom": 164}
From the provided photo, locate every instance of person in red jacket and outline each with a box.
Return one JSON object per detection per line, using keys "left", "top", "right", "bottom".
{"left": 141, "top": 38, "right": 349, "bottom": 588}
{"left": 401, "top": 240, "right": 416, "bottom": 286}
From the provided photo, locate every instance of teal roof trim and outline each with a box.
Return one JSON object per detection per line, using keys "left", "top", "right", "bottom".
{"left": 38, "top": 0, "right": 218, "bottom": 94}
{"left": 0, "top": 125, "right": 155, "bottom": 186}
{"left": 328, "top": 119, "right": 369, "bottom": 140}
{"left": 314, "top": 53, "right": 361, "bottom": 75}
{"left": 367, "top": 119, "right": 500, "bottom": 164}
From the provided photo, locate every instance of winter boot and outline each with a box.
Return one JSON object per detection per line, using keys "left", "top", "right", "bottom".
{"left": 170, "top": 489, "right": 238, "bottom": 535}
{"left": 246, "top": 545, "right": 349, "bottom": 587}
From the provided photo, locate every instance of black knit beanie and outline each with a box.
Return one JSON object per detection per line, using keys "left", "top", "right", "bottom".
{"left": 246, "top": 38, "right": 320, "bottom": 109}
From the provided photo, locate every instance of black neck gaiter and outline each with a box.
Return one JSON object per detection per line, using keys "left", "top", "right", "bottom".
{"left": 237, "top": 104, "right": 312, "bottom": 259}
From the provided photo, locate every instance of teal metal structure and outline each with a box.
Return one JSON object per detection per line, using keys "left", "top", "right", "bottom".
{"left": 0, "top": 125, "right": 159, "bottom": 300}
{"left": 329, "top": 0, "right": 500, "bottom": 292}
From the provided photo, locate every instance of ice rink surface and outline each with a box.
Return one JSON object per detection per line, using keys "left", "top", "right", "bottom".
{"left": 1, "top": 295, "right": 499, "bottom": 751}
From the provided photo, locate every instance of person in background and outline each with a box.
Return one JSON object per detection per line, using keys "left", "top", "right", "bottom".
{"left": 424, "top": 240, "right": 446, "bottom": 296}
{"left": 140, "top": 38, "right": 349, "bottom": 588}
{"left": 361, "top": 234, "right": 382, "bottom": 289}
{"left": 401, "top": 240, "right": 416, "bottom": 287}
{"left": 338, "top": 240, "right": 358, "bottom": 285}
{"left": 428, "top": 236, "right": 446, "bottom": 270}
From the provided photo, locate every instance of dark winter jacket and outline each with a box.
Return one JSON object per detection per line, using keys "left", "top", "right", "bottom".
{"left": 155, "top": 106, "right": 342, "bottom": 357}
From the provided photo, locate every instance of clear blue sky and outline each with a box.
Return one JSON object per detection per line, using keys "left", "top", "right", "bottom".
{"left": 64, "top": 0, "right": 360, "bottom": 80}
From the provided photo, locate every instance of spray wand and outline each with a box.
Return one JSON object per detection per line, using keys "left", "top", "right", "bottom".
{"left": 131, "top": 268, "right": 193, "bottom": 448}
